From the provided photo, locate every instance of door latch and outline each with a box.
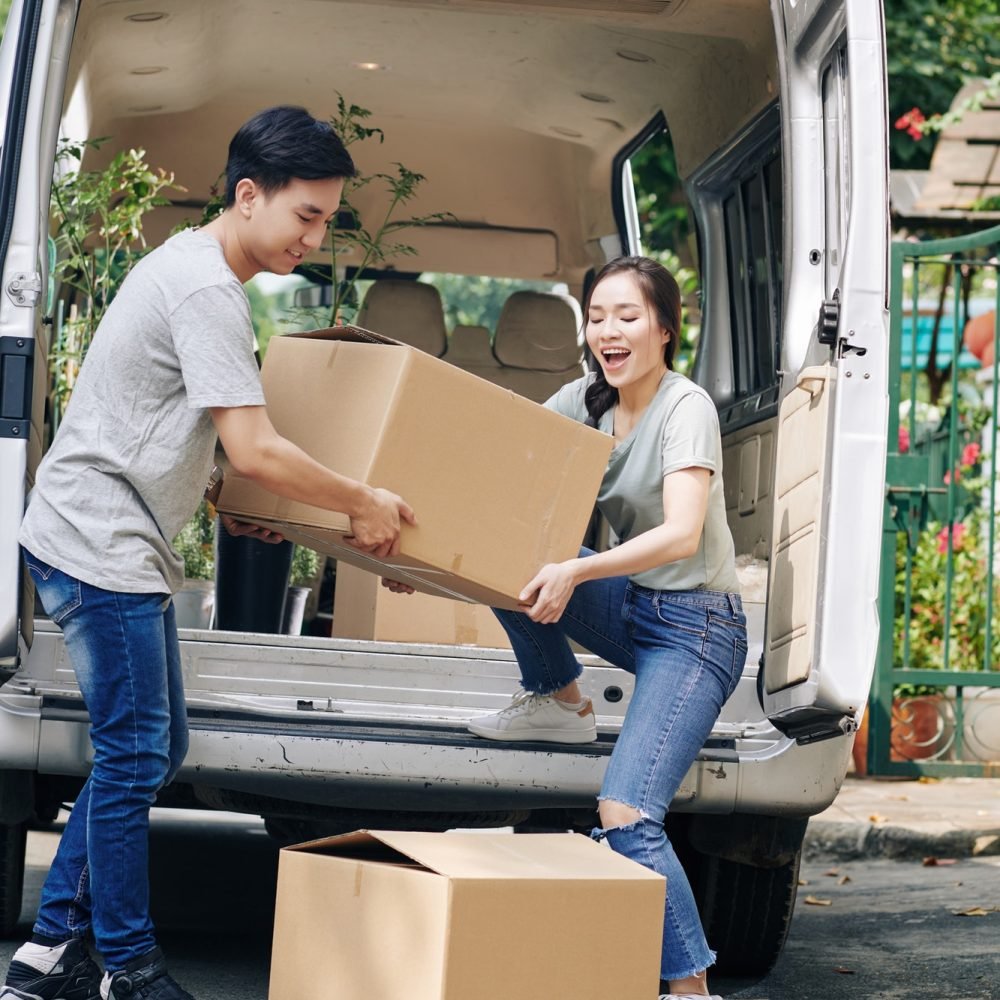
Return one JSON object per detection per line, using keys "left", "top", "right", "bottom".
{"left": 817, "top": 289, "right": 841, "bottom": 346}
{"left": 5, "top": 272, "right": 42, "bottom": 308}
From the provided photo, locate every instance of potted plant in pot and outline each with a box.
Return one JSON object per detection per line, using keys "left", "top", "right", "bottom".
{"left": 283, "top": 545, "right": 321, "bottom": 636}
{"left": 856, "top": 401, "right": 996, "bottom": 774}
{"left": 171, "top": 501, "right": 216, "bottom": 630}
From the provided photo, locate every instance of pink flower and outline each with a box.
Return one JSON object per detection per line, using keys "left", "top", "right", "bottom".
{"left": 962, "top": 442, "right": 981, "bottom": 467}
{"left": 895, "top": 107, "right": 926, "bottom": 141}
{"left": 936, "top": 523, "right": 966, "bottom": 555}
{"left": 898, "top": 426, "right": 911, "bottom": 454}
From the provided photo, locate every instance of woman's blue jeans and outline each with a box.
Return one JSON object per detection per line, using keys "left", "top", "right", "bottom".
{"left": 493, "top": 551, "right": 748, "bottom": 982}
{"left": 22, "top": 549, "right": 189, "bottom": 972}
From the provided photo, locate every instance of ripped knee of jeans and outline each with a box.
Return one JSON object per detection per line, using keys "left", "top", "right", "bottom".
{"left": 591, "top": 798, "right": 646, "bottom": 841}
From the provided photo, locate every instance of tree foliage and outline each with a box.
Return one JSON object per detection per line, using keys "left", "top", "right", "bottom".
{"left": 885, "top": 0, "right": 1000, "bottom": 168}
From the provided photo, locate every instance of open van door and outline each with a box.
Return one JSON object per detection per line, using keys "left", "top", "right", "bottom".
{"left": 0, "top": 0, "right": 73, "bottom": 684}
{"left": 761, "top": 0, "right": 890, "bottom": 742}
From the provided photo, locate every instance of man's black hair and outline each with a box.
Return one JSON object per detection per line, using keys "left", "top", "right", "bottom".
{"left": 224, "top": 105, "right": 356, "bottom": 206}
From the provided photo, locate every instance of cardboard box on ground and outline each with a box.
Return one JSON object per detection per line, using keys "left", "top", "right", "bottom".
{"left": 268, "top": 830, "right": 666, "bottom": 1000}
{"left": 217, "top": 326, "right": 612, "bottom": 612}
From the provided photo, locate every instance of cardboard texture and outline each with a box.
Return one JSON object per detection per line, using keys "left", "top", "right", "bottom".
{"left": 216, "top": 327, "right": 612, "bottom": 610}
{"left": 332, "top": 562, "right": 511, "bottom": 647}
{"left": 268, "top": 830, "right": 666, "bottom": 1000}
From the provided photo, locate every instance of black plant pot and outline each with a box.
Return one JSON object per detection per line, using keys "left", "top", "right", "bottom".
{"left": 214, "top": 524, "right": 294, "bottom": 634}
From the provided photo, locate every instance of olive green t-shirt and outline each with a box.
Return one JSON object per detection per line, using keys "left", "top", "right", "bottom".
{"left": 546, "top": 372, "right": 739, "bottom": 594}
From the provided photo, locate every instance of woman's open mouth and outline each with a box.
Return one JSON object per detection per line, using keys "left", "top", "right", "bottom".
{"left": 601, "top": 347, "right": 631, "bottom": 372}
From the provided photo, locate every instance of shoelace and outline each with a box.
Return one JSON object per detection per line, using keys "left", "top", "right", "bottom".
{"left": 497, "top": 688, "right": 545, "bottom": 717}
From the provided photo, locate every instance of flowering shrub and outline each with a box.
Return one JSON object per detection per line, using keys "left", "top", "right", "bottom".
{"left": 895, "top": 410, "right": 1000, "bottom": 678}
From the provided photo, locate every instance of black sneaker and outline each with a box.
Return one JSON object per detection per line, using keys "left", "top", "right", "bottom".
{"left": 2, "top": 937, "right": 102, "bottom": 1000}
{"left": 105, "top": 948, "right": 194, "bottom": 1000}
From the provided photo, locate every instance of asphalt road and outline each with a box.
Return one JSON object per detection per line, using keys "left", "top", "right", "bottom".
{"left": 1, "top": 812, "right": 998, "bottom": 1000}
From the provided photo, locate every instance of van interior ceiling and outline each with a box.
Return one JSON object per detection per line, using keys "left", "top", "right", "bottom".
{"left": 62, "top": 0, "right": 778, "bottom": 286}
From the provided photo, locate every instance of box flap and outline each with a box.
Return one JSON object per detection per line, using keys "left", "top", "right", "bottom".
{"left": 364, "top": 830, "right": 666, "bottom": 881}
{"left": 287, "top": 323, "right": 403, "bottom": 347}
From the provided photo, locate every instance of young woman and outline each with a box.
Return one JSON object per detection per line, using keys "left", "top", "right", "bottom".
{"left": 468, "top": 256, "right": 747, "bottom": 1000}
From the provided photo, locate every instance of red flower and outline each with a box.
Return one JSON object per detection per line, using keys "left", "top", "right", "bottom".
{"left": 936, "top": 522, "right": 966, "bottom": 554}
{"left": 895, "top": 107, "right": 926, "bottom": 141}
{"left": 961, "top": 442, "right": 981, "bottom": 467}
{"left": 943, "top": 468, "right": 960, "bottom": 485}
{"left": 898, "top": 426, "right": 911, "bottom": 454}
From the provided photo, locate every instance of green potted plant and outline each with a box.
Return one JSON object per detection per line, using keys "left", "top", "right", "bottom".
{"left": 48, "top": 139, "right": 180, "bottom": 435}
{"left": 171, "top": 501, "right": 216, "bottom": 629}
{"left": 283, "top": 545, "right": 321, "bottom": 636}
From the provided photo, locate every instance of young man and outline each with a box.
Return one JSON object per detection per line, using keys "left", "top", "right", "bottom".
{"left": 2, "top": 106, "right": 414, "bottom": 1000}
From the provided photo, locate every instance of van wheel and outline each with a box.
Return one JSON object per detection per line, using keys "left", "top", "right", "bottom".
{"left": 694, "top": 848, "right": 801, "bottom": 977}
{"left": 0, "top": 822, "right": 27, "bottom": 936}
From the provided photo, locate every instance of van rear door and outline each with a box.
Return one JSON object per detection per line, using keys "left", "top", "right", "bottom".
{"left": 0, "top": 0, "right": 73, "bottom": 683}
{"left": 761, "top": 0, "right": 889, "bottom": 742}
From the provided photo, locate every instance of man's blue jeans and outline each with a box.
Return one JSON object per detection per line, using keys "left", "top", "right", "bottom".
{"left": 22, "top": 549, "right": 188, "bottom": 971}
{"left": 493, "top": 552, "right": 748, "bottom": 982}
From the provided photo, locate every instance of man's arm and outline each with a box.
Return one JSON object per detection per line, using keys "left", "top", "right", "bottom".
{"left": 211, "top": 405, "right": 415, "bottom": 558}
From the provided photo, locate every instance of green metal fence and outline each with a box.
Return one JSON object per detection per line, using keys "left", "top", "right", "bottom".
{"left": 868, "top": 224, "right": 1000, "bottom": 778}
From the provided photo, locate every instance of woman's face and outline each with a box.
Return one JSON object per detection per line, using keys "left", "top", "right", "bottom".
{"left": 585, "top": 271, "right": 670, "bottom": 390}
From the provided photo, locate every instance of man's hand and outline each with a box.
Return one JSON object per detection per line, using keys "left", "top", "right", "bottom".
{"left": 344, "top": 488, "right": 417, "bottom": 559}
{"left": 518, "top": 559, "right": 582, "bottom": 624}
{"left": 220, "top": 513, "right": 285, "bottom": 544}
{"left": 381, "top": 578, "right": 416, "bottom": 595}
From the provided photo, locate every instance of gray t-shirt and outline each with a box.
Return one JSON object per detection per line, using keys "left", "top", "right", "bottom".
{"left": 20, "top": 228, "right": 266, "bottom": 595}
{"left": 546, "top": 372, "right": 739, "bottom": 593}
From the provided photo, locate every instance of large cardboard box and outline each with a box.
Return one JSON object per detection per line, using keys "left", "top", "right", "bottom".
{"left": 268, "top": 830, "right": 666, "bottom": 1000}
{"left": 333, "top": 562, "right": 511, "bottom": 648}
{"left": 217, "top": 327, "right": 611, "bottom": 610}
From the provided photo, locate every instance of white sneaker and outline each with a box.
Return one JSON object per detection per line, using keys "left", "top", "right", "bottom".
{"left": 467, "top": 689, "right": 597, "bottom": 744}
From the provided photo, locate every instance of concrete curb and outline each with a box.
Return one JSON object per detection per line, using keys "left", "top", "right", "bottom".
{"left": 804, "top": 819, "right": 1000, "bottom": 861}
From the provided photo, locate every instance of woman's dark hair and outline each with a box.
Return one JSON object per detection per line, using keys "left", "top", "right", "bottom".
{"left": 583, "top": 256, "right": 682, "bottom": 427}
{"left": 224, "top": 105, "right": 356, "bottom": 206}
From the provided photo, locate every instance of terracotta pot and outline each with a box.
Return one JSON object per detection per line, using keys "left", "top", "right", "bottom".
{"left": 890, "top": 694, "right": 947, "bottom": 761}
{"left": 851, "top": 695, "right": 947, "bottom": 774}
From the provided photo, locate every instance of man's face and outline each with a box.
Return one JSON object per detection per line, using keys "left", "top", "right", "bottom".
{"left": 239, "top": 176, "right": 345, "bottom": 275}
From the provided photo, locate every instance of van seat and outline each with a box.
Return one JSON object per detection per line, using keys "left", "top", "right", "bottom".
{"left": 444, "top": 325, "right": 500, "bottom": 377}
{"left": 491, "top": 291, "right": 586, "bottom": 403}
{"left": 357, "top": 280, "right": 448, "bottom": 357}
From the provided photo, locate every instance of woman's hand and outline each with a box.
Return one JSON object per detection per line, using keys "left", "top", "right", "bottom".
{"left": 519, "top": 560, "right": 581, "bottom": 624}
{"left": 381, "top": 577, "right": 415, "bottom": 595}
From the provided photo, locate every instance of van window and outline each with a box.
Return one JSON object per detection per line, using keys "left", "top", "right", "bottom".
{"left": 420, "top": 274, "right": 568, "bottom": 335}
{"left": 721, "top": 144, "right": 783, "bottom": 403}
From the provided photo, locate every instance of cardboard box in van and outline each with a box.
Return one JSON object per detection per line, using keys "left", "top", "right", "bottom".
{"left": 333, "top": 561, "right": 511, "bottom": 648}
{"left": 268, "top": 830, "right": 666, "bottom": 1000}
{"left": 217, "top": 327, "right": 612, "bottom": 610}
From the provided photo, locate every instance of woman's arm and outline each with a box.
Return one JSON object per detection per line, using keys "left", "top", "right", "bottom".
{"left": 519, "top": 466, "right": 710, "bottom": 624}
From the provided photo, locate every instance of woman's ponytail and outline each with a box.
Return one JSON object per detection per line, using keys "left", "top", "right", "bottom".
{"left": 584, "top": 366, "right": 617, "bottom": 428}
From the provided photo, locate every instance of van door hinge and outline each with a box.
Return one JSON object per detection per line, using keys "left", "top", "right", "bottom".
{"left": 5, "top": 272, "right": 42, "bottom": 308}
{"left": 817, "top": 289, "right": 841, "bottom": 346}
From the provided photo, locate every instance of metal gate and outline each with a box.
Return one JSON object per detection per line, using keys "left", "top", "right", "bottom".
{"left": 868, "top": 224, "right": 1000, "bottom": 777}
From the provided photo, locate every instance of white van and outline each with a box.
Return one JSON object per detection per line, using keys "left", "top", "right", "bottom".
{"left": 0, "top": 0, "right": 889, "bottom": 976}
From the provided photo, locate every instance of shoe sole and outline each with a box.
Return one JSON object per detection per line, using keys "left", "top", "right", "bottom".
{"left": 467, "top": 723, "right": 597, "bottom": 744}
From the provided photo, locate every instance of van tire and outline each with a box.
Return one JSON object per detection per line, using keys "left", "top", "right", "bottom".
{"left": 694, "top": 848, "right": 801, "bottom": 977}
{"left": 0, "top": 822, "right": 27, "bottom": 936}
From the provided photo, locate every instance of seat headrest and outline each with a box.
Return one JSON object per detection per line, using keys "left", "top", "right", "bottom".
{"left": 446, "top": 325, "right": 499, "bottom": 367}
{"left": 493, "top": 291, "right": 583, "bottom": 371}
{"left": 356, "top": 280, "right": 448, "bottom": 357}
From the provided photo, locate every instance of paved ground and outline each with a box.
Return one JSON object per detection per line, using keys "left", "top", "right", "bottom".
{"left": 805, "top": 776, "right": 1000, "bottom": 861}
{"left": 1, "top": 777, "right": 998, "bottom": 999}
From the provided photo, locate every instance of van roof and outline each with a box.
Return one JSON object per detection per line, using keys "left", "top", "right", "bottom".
{"left": 64, "top": 0, "right": 776, "bottom": 281}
